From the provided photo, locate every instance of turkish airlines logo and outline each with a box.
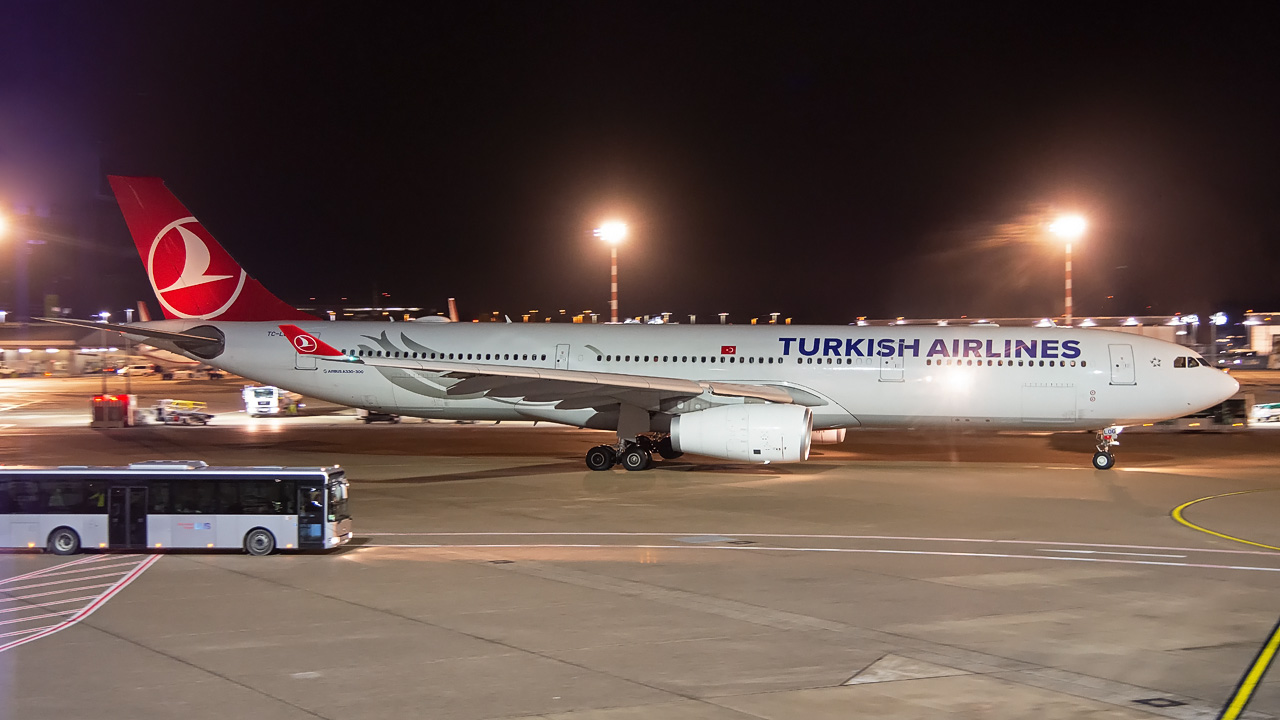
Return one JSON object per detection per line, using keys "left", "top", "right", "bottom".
{"left": 293, "top": 334, "right": 318, "bottom": 353}
{"left": 721, "top": 345, "right": 736, "bottom": 355}
{"left": 146, "top": 217, "right": 247, "bottom": 319}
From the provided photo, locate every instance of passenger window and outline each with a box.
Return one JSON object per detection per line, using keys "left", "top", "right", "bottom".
{"left": 597, "top": 355, "right": 602, "bottom": 361}
{"left": 1174, "top": 357, "right": 1186, "bottom": 368}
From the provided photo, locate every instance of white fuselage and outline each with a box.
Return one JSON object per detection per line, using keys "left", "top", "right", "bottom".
{"left": 137, "top": 322, "right": 1239, "bottom": 432}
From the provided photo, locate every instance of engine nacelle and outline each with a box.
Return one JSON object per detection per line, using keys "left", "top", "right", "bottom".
{"left": 670, "top": 404, "right": 812, "bottom": 463}
{"left": 810, "top": 428, "right": 847, "bottom": 445}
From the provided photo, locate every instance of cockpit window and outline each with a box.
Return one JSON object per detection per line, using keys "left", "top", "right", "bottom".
{"left": 1197, "top": 357, "right": 1211, "bottom": 367}
{"left": 1174, "top": 357, "right": 1186, "bottom": 368}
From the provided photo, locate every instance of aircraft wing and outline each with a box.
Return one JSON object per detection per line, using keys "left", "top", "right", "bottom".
{"left": 38, "top": 316, "right": 221, "bottom": 344}
{"left": 354, "top": 356, "right": 796, "bottom": 405}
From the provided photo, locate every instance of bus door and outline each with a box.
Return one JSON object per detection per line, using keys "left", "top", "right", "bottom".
{"left": 297, "top": 483, "right": 326, "bottom": 549}
{"left": 108, "top": 486, "right": 148, "bottom": 548}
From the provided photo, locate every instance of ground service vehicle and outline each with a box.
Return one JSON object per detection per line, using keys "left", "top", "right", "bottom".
{"left": 153, "top": 399, "right": 215, "bottom": 425}
{"left": 0, "top": 461, "right": 351, "bottom": 555}
{"left": 242, "top": 385, "right": 302, "bottom": 417}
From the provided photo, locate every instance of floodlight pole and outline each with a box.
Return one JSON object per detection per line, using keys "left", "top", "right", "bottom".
{"left": 1064, "top": 241, "right": 1072, "bottom": 325}
{"left": 610, "top": 245, "right": 618, "bottom": 324}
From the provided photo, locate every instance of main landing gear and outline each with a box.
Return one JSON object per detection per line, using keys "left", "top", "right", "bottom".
{"left": 585, "top": 434, "right": 681, "bottom": 472}
{"left": 1092, "top": 426, "right": 1121, "bottom": 470}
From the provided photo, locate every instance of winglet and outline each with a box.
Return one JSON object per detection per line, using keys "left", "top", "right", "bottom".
{"left": 278, "top": 325, "right": 345, "bottom": 357}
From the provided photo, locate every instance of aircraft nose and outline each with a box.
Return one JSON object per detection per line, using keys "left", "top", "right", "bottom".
{"left": 1218, "top": 370, "right": 1241, "bottom": 402}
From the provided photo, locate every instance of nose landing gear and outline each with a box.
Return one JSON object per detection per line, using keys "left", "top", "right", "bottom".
{"left": 1092, "top": 426, "right": 1122, "bottom": 470}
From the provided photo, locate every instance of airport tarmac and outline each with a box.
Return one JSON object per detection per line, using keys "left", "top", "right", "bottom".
{"left": 1, "top": 375, "right": 1279, "bottom": 719}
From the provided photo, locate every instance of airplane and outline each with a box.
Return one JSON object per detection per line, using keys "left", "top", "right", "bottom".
{"left": 46, "top": 176, "right": 1240, "bottom": 472}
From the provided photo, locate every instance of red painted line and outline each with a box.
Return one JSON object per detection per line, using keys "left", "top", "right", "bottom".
{"left": 0, "top": 555, "right": 160, "bottom": 653}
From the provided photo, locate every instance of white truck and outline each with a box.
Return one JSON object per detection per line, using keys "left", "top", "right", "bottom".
{"left": 242, "top": 386, "right": 303, "bottom": 417}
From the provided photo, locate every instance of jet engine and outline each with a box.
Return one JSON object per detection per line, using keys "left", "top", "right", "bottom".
{"left": 670, "top": 404, "right": 812, "bottom": 463}
{"left": 810, "top": 428, "right": 847, "bottom": 444}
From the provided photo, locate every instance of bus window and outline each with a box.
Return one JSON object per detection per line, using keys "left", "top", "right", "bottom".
{"left": 172, "top": 480, "right": 217, "bottom": 514}
{"left": 149, "top": 481, "right": 171, "bottom": 513}
{"left": 218, "top": 482, "right": 244, "bottom": 514}
{"left": 328, "top": 480, "right": 349, "bottom": 522}
{"left": 240, "top": 480, "right": 295, "bottom": 514}
{"left": 9, "top": 479, "right": 40, "bottom": 513}
{"left": 39, "top": 480, "right": 87, "bottom": 513}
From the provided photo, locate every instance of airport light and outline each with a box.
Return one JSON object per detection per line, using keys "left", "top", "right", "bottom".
{"left": 0, "top": 213, "right": 8, "bottom": 239}
{"left": 594, "top": 222, "right": 628, "bottom": 323}
{"left": 1048, "top": 215, "right": 1087, "bottom": 325}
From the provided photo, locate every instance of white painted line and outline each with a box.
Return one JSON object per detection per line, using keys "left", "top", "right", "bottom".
{"left": 0, "top": 555, "right": 109, "bottom": 586}
{"left": 23, "top": 561, "right": 151, "bottom": 578}
{"left": 0, "top": 584, "right": 115, "bottom": 603}
{"left": 1040, "top": 549, "right": 1186, "bottom": 558}
{"left": 0, "top": 555, "right": 161, "bottom": 653}
{"left": 0, "top": 610, "right": 76, "bottom": 626}
{"left": 363, "top": 543, "right": 1280, "bottom": 574}
{"left": 4, "top": 568, "right": 148, "bottom": 593}
{"left": 0, "top": 624, "right": 56, "bottom": 640}
{"left": 0, "top": 596, "right": 98, "bottom": 614}
{"left": 359, "top": 532, "right": 1280, "bottom": 557}
{"left": 0, "top": 401, "right": 43, "bottom": 413}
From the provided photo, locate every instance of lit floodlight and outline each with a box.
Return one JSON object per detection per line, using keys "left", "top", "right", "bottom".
{"left": 594, "top": 221, "right": 628, "bottom": 245}
{"left": 1123, "top": 317, "right": 1139, "bottom": 326}
{"left": 1049, "top": 214, "right": 1087, "bottom": 240}
{"left": 1184, "top": 314, "right": 1200, "bottom": 325}
{"left": 0, "top": 213, "right": 8, "bottom": 238}
{"left": 1211, "top": 312, "right": 1228, "bottom": 326}
{"left": 1036, "top": 318, "right": 1054, "bottom": 327}
{"left": 1080, "top": 318, "right": 1097, "bottom": 327}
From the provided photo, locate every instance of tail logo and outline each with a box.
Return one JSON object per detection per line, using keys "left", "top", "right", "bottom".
{"left": 147, "top": 217, "right": 248, "bottom": 319}
{"left": 292, "top": 334, "right": 318, "bottom": 353}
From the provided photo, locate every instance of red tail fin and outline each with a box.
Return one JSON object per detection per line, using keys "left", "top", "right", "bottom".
{"left": 108, "top": 176, "right": 314, "bottom": 322}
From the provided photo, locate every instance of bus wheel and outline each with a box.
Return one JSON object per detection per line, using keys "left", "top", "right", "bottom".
{"left": 48, "top": 527, "right": 81, "bottom": 555}
{"left": 244, "top": 528, "right": 276, "bottom": 556}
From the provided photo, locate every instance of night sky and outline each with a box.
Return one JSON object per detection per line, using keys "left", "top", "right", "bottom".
{"left": 3, "top": 2, "right": 1279, "bottom": 324}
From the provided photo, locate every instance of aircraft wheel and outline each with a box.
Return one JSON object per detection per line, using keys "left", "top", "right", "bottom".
{"left": 621, "top": 447, "right": 651, "bottom": 472}
{"left": 585, "top": 445, "right": 617, "bottom": 471}
{"left": 1091, "top": 451, "right": 1115, "bottom": 470}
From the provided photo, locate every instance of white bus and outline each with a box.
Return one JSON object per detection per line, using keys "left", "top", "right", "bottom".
{"left": 0, "top": 461, "right": 351, "bottom": 556}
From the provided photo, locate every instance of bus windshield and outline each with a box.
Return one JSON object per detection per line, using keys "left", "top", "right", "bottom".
{"left": 328, "top": 473, "right": 349, "bottom": 522}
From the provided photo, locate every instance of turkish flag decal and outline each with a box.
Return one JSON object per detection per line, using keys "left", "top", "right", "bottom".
{"left": 721, "top": 346, "right": 736, "bottom": 355}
